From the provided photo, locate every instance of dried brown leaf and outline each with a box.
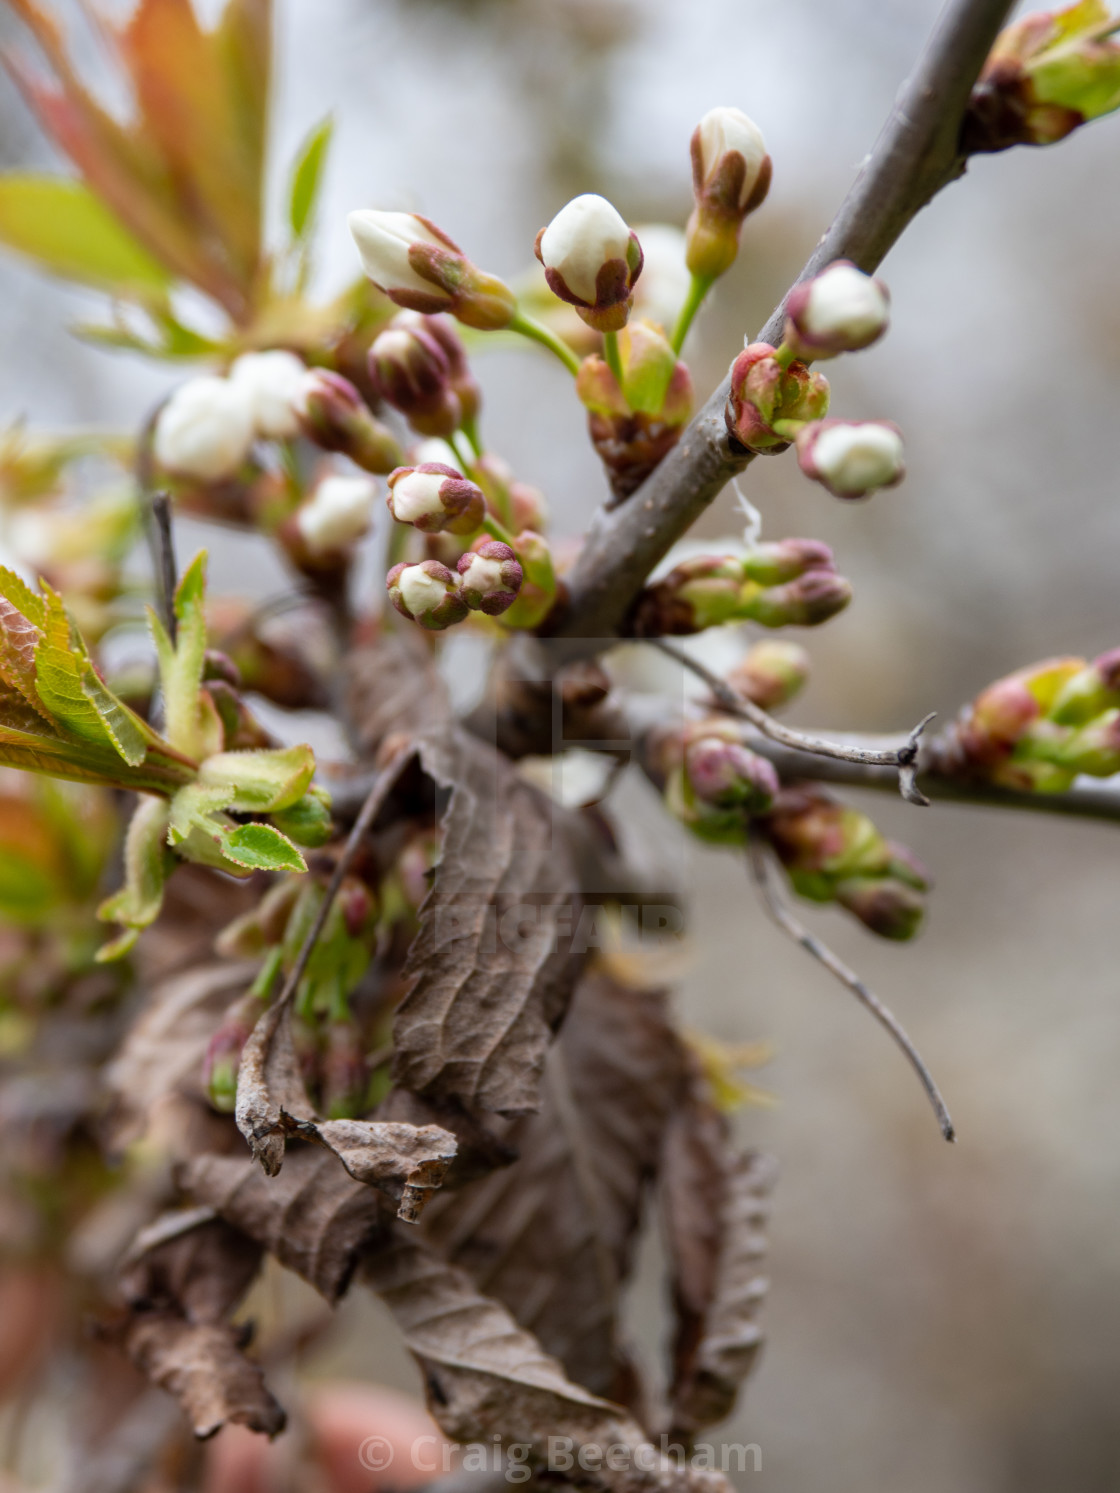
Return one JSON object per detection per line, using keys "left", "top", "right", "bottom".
{"left": 124, "top": 1312, "right": 285, "bottom": 1440}
{"left": 234, "top": 998, "right": 315, "bottom": 1176}
{"left": 392, "top": 731, "right": 584, "bottom": 1116}
{"left": 422, "top": 972, "right": 686, "bottom": 1397}
{"left": 179, "top": 1145, "right": 383, "bottom": 1304}
{"left": 363, "top": 1229, "right": 730, "bottom": 1493}
{"left": 661, "top": 1083, "right": 775, "bottom": 1439}
{"left": 118, "top": 1208, "right": 262, "bottom": 1325}
{"left": 281, "top": 1115, "right": 458, "bottom": 1224}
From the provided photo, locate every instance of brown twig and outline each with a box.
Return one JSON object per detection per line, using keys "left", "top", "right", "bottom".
{"left": 552, "top": 0, "right": 1017, "bottom": 648}
{"left": 651, "top": 638, "right": 935, "bottom": 805}
{"left": 747, "top": 839, "right": 955, "bottom": 1142}
{"left": 150, "top": 491, "right": 179, "bottom": 644}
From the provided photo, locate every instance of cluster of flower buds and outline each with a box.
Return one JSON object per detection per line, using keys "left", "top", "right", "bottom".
{"left": 963, "top": 1, "right": 1120, "bottom": 153}
{"left": 931, "top": 649, "right": 1120, "bottom": 792}
{"left": 154, "top": 352, "right": 402, "bottom": 485}
{"left": 629, "top": 539, "right": 851, "bottom": 636}
{"left": 349, "top": 209, "right": 517, "bottom": 329}
{"left": 725, "top": 342, "right": 830, "bottom": 454}
{"left": 725, "top": 263, "right": 905, "bottom": 500}
{"left": 295, "top": 368, "right": 403, "bottom": 473}
{"left": 762, "top": 785, "right": 931, "bottom": 940}
{"left": 536, "top": 194, "right": 644, "bottom": 334}
{"left": 576, "top": 319, "right": 693, "bottom": 499}
{"left": 661, "top": 720, "right": 781, "bottom": 843}
{"left": 368, "top": 313, "right": 481, "bottom": 439}
{"left": 686, "top": 106, "right": 772, "bottom": 282}
{"left": 727, "top": 639, "right": 811, "bottom": 712}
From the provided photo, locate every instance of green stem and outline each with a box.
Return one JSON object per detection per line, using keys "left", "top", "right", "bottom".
{"left": 508, "top": 310, "right": 582, "bottom": 376}
{"left": 602, "top": 330, "right": 624, "bottom": 387}
{"left": 671, "top": 273, "right": 713, "bottom": 354}
{"left": 460, "top": 412, "right": 483, "bottom": 460}
{"left": 773, "top": 341, "right": 799, "bottom": 370}
{"left": 449, "top": 431, "right": 475, "bottom": 472}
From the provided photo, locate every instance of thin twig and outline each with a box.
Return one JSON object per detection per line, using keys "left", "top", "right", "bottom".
{"left": 150, "top": 491, "right": 178, "bottom": 644}
{"left": 552, "top": 0, "right": 1017, "bottom": 647}
{"left": 747, "top": 839, "right": 955, "bottom": 1142}
{"left": 652, "top": 637, "right": 935, "bottom": 805}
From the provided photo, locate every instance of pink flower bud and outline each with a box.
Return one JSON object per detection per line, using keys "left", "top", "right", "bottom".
{"left": 295, "top": 369, "right": 403, "bottom": 473}
{"left": 457, "top": 541, "right": 523, "bottom": 616}
{"left": 386, "top": 559, "right": 468, "bottom": 630}
{"left": 685, "top": 735, "right": 779, "bottom": 813}
{"left": 686, "top": 106, "right": 772, "bottom": 280}
{"left": 348, "top": 209, "right": 516, "bottom": 330}
{"left": 726, "top": 343, "right": 830, "bottom": 454}
{"left": 386, "top": 462, "right": 484, "bottom": 536}
{"left": 784, "top": 262, "right": 890, "bottom": 360}
{"left": 796, "top": 419, "right": 905, "bottom": 499}
{"left": 535, "top": 194, "right": 644, "bottom": 334}
{"left": 744, "top": 569, "right": 853, "bottom": 628}
{"left": 369, "top": 321, "right": 460, "bottom": 438}
{"left": 412, "top": 313, "right": 481, "bottom": 425}
{"left": 728, "top": 639, "right": 810, "bottom": 711}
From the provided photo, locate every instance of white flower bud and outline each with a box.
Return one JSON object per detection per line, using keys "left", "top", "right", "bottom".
{"left": 695, "top": 107, "right": 768, "bottom": 209}
{"left": 347, "top": 210, "right": 456, "bottom": 305}
{"left": 400, "top": 564, "right": 452, "bottom": 617}
{"left": 539, "top": 194, "right": 631, "bottom": 304}
{"left": 153, "top": 376, "right": 254, "bottom": 482}
{"left": 387, "top": 469, "right": 446, "bottom": 525}
{"left": 797, "top": 420, "right": 904, "bottom": 499}
{"left": 386, "top": 558, "right": 467, "bottom": 630}
{"left": 296, "top": 473, "right": 377, "bottom": 553}
{"left": 786, "top": 262, "right": 890, "bottom": 358}
{"left": 230, "top": 350, "right": 307, "bottom": 440}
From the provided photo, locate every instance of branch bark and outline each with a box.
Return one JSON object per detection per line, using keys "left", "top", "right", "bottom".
{"left": 553, "top": 0, "right": 1016, "bottom": 649}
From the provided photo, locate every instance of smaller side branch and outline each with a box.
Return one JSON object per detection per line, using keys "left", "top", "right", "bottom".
{"left": 747, "top": 839, "right": 955, "bottom": 1143}
{"left": 150, "top": 491, "right": 178, "bottom": 644}
{"left": 652, "top": 638, "right": 934, "bottom": 805}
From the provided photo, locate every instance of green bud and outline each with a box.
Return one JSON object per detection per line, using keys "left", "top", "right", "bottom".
{"left": 271, "top": 785, "right": 334, "bottom": 847}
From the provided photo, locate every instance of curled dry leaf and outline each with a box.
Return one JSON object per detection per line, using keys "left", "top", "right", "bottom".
{"left": 179, "top": 1145, "right": 383, "bottom": 1304}
{"left": 234, "top": 998, "right": 315, "bottom": 1176}
{"left": 422, "top": 971, "right": 686, "bottom": 1398}
{"left": 363, "top": 1228, "right": 732, "bottom": 1493}
{"left": 392, "top": 731, "right": 585, "bottom": 1116}
{"left": 281, "top": 1115, "right": 459, "bottom": 1224}
{"left": 124, "top": 1313, "right": 285, "bottom": 1441}
{"left": 113, "top": 1205, "right": 282, "bottom": 1440}
{"left": 660, "top": 1079, "right": 775, "bottom": 1439}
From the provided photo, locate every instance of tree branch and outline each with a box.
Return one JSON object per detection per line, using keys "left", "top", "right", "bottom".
{"left": 553, "top": 0, "right": 1016, "bottom": 648}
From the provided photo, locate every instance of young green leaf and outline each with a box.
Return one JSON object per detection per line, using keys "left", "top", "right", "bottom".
{"left": 197, "top": 744, "right": 316, "bottom": 814}
{"left": 36, "top": 587, "right": 150, "bottom": 764}
{"left": 150, "top": 552, "right": 222, "bottom": 761}
{"left": 217, "top": 822, "right": 308, "bottom": 873}
{"left": 96, "top": 795, "right": 173, "bottom": 961}
{"left": 287, "top": 116, "right": 333, "bottom": 242}
{"left": 0, "top": 176, "right": 174, "bottom": 300}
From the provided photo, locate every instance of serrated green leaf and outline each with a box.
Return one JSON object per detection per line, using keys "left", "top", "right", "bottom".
{"left": 287, "top": 115, "right": 333, "bottom": 241}
{"left": 198, "top": 743, "right": 316, "bottom": 814}
{"left": 166, "top": 780, "right": 236, "bottom": 846}
{"left": 0, "top": 588, "right": 52, "bottom": 725}
{"left": 0, "top": 176, "right": 173, "bottom": 299}
{"left": 218, "top": 821, "right": 307, "bottom": 873}
{"left": 0, "top": 567, "right": 46, "bottom": 631}
{"left": 35, "top": 587, "right": 151, "bottom": 763}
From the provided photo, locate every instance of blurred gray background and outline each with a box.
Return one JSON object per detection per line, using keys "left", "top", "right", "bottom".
{"left": 2, "top": 1, "right": 1120, "bottom": 1489}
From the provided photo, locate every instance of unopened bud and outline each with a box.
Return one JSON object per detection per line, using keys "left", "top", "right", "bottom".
{"left": 271, "top": 785, "right": 334, "bottom": 848}
{"left": 685, "top": 733, "right": 779, "bottom": 812}
{"left": 457, "top": 541, "right": 523, "bottom": 616}
{"left": 535, "top": 194, "right": 644, "bottom": 334}
{"left": 964, "top": 4, "right": 1120, "bottom": 153}
{"left": 230, "top": 350, "right": 307, "bottom": 440}
{"left": 743, "top": 569, "right": 853, "bottom": 628}
{"left": 741, "top": 538, "right": 835, "bottom": 585}
{"left": 348, "top": 209, "right": 516, "bottom": 329}
{"left": 154, "top": 376, "right": 254, "bottom": 482}
{"left": 629, "top": 554, "right": 747, "bottom": 637}
{"left": 369, "top": 321, "right": 460, "bottom": 437}
{"left": 386, "top": 462, "right": 484, "bottom": 536}
{"left": 834, "top": 875, "right": 926, "bottom": 941}
{"left": 410, "top": 313, "right": 481, "bottom": 425}
{"left": 296, "top": 369, "right": 403, "bottom": 473}
{"left": 796, "top": 419, "right": 905, "bottom": 499}
{"left": 784, "top": 262, "right": 890, "bottom": 360}
{"left": 500, "top": 530, "right": 557, "bottom": 630}
{"left": 1049, "top": 708, "right": 1120, "bottom": 777}
{"left": 1049, "top": 648, "right": 1120, "bottom": 725}
{"left": 296, "top": 473, "right": 378, "bottom": 556}
{"left": 686, "top": 106, "right": 772, "bottom": 281}
{"left": 386, "top": 559, "right": 468, "bottom": 630}
{"left": 726, "top": 343, "right": 830, "bottom": 454}
{"left": 728, "top": 639, "right": 810, "bottom": 711}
